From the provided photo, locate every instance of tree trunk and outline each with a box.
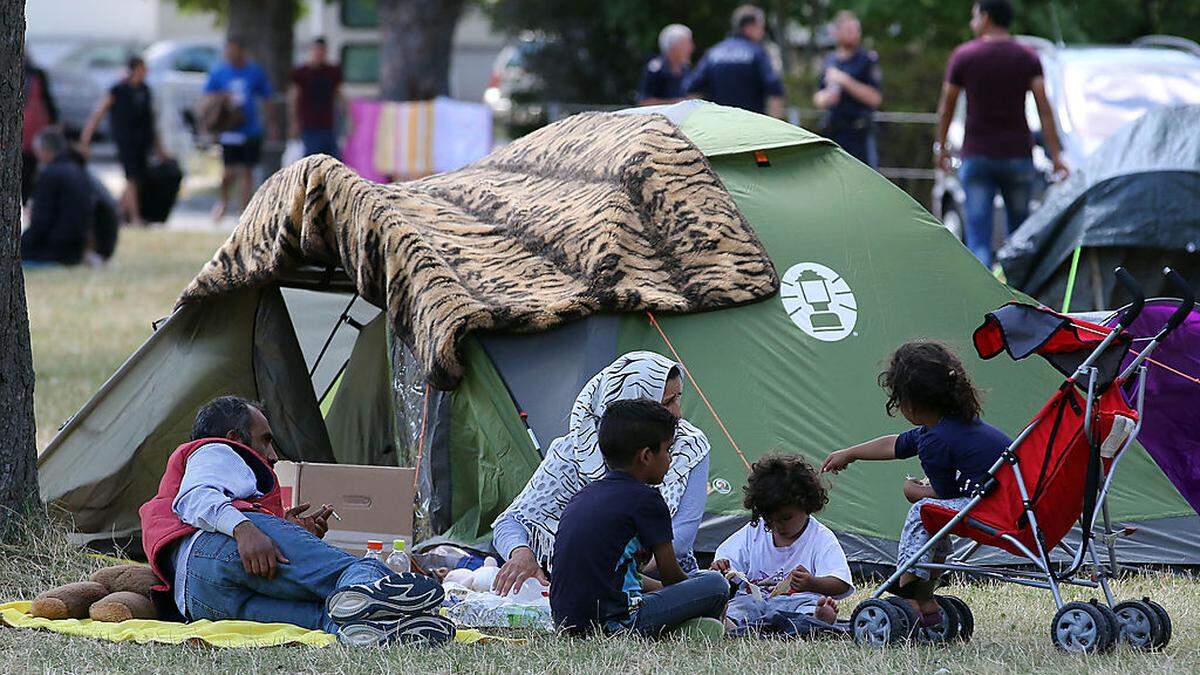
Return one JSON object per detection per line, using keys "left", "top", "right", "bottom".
{"left": 0, "top": 0, "right": 40, "bottom": 533}
{"left": 227, "top": 0, "right": 296, "bottom": 175}
{"left": 378, "top": 0, "right": 466, "bottom": 101}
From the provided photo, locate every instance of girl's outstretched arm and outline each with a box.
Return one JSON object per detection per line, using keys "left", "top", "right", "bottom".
{"left": 821, "top": 435, "right": 898, "bottom": 473}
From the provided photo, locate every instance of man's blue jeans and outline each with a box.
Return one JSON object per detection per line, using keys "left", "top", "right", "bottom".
{"left": 184, "top": 512, "right": 389, "bottom": 632}
{"left": 959, "top": 155, "right": 1036, "bottom": 267}
{"left": 630, "top": 570, "right": 729, "bottom": 636}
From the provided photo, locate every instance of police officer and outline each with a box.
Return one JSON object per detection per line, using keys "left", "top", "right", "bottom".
{"left": 637, "top": 24, "right": 694, "bottom": 105}
{"left": 813, "top": 11, "right": 883, "bottom": 168}
{"left": 684, "top": 5, "right": 785, "bottom": 117}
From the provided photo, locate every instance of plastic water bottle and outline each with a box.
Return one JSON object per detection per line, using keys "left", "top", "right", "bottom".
{"left": 386, "top": 539, "right": 411, "bottom": 574}
{"left": 364, "top": 540, "right": 384, "bottom": 562}
{"left": 509, "top": 577, "right": 550, "bottom": 603}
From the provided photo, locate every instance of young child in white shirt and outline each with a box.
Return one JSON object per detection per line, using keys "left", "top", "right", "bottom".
{"left": 712, "top": 454, "right": 853, "bottom": 628}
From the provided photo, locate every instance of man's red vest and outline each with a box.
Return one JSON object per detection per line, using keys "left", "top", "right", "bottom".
{"left": 139, "top": 437, "right": 285, "bottom": 592}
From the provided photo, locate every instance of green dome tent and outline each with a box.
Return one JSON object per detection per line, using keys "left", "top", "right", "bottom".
{"left": 38, "top": 102, "right": 1198, "bottom": 566}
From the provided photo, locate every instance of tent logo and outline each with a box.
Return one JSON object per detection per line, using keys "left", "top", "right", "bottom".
{"left": 780, "top": 263, "right": 857, "bottom": 342}
{"left": 709, "top": 478, "right": 732, "bottom": 495}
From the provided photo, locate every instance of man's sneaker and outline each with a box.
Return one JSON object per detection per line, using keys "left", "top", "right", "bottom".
{"left": 337, "top": 614, "right": 457, "bottom": 647}
{"left": 675, "top": 617, "right": 726, "bottom": 641}
{"left": 326, "top": 572, "right": 445, "bottom": 623}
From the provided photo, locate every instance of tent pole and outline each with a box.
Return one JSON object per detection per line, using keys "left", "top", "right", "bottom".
{"left": 1061, "top": 245, "right": 1082, "bottom": 313}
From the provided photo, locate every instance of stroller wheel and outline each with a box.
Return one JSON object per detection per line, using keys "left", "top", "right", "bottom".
{"left": 884, "top": 596, "right": 918, "bottom": 639}
{"left": 851, "top": 599, "right": 906, "bottom": 647}
{"left": 1113, "top": 600, "right": 1164, "bottom": 650}
{"left": 915, "top": 596, "right": 961, "bottom": 644}
{"left": 1050, "top": 601, "right": 1117, "bottom": 653}
{"left": 940, "top": 595, "right": 974, "bottom": 642}
{"left": 1142, "top": 598, "right": 1172, "bottom": 649}
{"left": 1091, "top": 599, "right": 1120, "bottom": 644}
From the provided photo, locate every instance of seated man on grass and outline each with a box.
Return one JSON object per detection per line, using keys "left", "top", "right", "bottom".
{"left": 139, "top": 396, "right": 453, "bottom": 646}
{"left": 550, "top": 398, "right": 730, "bottom": 638}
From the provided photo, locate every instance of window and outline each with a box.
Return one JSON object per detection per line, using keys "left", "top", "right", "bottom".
{"left": 341, "top": 0, "right": 379, "bottom": 28}
{"left": 341, "top": 43, "right": 380, "bottom": 84}
{"left": 173, "top": 46, "right": 219, "bottom": 74}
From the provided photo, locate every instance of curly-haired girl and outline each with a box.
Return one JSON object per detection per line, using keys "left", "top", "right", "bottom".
{"left": 712, "top": 454, "right": 853, "bottom": 628}
{"left": 821, "top": 339, "right": 1012, "bottom": 627}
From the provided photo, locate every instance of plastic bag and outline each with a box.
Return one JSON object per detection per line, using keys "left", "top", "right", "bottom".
{"left": 446, "top": 591, "right": 552, "bottom": 630}
{"left": 282, "top": 139, "right": 304, "bottom": 167}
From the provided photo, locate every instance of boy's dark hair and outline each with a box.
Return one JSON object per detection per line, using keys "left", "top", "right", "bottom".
{"left": 743, "top": 454, "right": 828, "bottom": 524}
{"left": 977, "top": 0, "right": 1013, "bottom": 28}
{"left": 879, "top": 339, "right": 982, "bottom": 421}
{"left": 128, "top": 56, "right": 145, "bottom": 71}
{"left": 191, "top": 396, "right": 263, "bottom": 443}
{"left": 598, "top": 399, "right": 678, "bottom": 467}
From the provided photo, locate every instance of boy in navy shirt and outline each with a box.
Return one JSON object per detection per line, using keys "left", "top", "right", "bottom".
{"left": 550, "top": 399, "right": 729, "bottom": 637}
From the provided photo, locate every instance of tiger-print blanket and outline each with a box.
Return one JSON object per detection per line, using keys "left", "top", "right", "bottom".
{"left": 179, "top": 112, "right": 779, "bottom": 389}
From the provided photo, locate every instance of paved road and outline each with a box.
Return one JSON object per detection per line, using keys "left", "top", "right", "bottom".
{"left": 88, "top": 142, "right": 235, "bottom": 231}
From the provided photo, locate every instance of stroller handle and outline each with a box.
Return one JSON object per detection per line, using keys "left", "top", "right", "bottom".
{"left": 1162, "top": 267, "right": 1195, "bottom": 334}
{"left": 1113, "top": 267, "right": 1145, "bottom": 328}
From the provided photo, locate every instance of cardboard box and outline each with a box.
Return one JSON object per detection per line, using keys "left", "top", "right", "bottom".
{"left": 274, "top": 461, "right": 415, "bottom": 556}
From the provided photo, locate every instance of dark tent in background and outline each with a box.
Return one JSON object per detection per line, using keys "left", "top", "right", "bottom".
{"left": 999, "top": 105, "right": 1200, "bottom": 312}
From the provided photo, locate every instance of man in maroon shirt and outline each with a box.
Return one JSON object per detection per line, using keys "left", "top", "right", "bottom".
{"left": 934, "top": 0, "right": 1068, "bottom": 267}
{"left": 289, "top": 37, "right": 343, "bottom": 159}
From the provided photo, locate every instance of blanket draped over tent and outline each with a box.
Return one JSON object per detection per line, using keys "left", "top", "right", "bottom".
{"left": 179, "top": 112, "right": 780, "bottom": 389}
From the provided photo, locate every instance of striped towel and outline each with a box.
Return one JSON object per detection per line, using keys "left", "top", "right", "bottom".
{"left": 373, "top": 101, "right": 436, "bottom": 179}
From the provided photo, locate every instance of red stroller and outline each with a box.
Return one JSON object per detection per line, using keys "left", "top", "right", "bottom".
{"left": 850, "top": 268, "right": 1195, "bottom": 653}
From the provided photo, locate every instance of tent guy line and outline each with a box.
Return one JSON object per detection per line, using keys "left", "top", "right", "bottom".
{"left": 646, "top": 310, "right": 752, "bottom": 472}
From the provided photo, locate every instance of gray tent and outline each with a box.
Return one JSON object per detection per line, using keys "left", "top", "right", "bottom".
{"left": 999, "top": 105, "right": 1200, "bottom": 312}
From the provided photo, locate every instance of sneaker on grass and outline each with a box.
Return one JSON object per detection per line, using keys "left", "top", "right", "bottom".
{"left": 326, "top": 572, "right": 445, "bottom": 623}
{"left": 337, "top": 614, "right": 457, "bottom": 647}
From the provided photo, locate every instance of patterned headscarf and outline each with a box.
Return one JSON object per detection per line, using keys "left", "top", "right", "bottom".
{"left": 497, "top": 351, "right": 711, "bottom": 571}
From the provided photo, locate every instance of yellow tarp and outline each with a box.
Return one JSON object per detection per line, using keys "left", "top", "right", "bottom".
{"left": 0, "top": 602, "right": 511, "bottom": 648}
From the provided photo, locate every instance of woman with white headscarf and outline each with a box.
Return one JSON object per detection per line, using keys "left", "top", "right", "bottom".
{"left": 491, "top": 351, "right": 711, "bottom": 595}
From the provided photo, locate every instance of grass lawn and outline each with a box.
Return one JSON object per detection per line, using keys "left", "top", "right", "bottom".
{"left": 11, "top": 229, "right": 1200, "bottom": 673}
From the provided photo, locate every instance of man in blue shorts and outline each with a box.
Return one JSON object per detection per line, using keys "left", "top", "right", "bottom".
{"left": 204, "top": 38, "right": 272, "bottom": 221}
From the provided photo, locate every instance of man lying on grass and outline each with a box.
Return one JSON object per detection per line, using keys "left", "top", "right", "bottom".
{"left": 550, "top": 399, "right": 730, "bottom": 638}
{"left": 139, "top": 396, "right": 452, "bottom": 646}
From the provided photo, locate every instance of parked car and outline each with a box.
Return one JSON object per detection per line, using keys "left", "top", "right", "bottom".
{"left": 931, "top": 35, "right": 1200, "bottom": 244}
{"left": 483, "top": 33, "right": 548, "bottom": 135}
{"left": 142, "top": 39, "right": 221, "bottom": 151}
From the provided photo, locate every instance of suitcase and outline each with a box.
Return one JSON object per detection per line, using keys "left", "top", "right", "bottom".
{"left": 138, "top": 158, "right": 183, "bottom": 224}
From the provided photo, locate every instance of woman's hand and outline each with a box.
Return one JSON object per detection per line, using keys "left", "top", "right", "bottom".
{"left": 710, "top": 558, "right": 732, "bottom": 574}
{"left": 492, "top": 546, "right": 548, "bottom": 596}
{"left": 821, "top": 449, "right": 855, "bottom": 474}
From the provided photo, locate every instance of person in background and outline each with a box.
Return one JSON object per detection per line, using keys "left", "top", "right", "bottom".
{"left": 204, "top": 38, "right": 273, "bottom": 222}
{"left": 813, "top": 11, "right": 883, "bottom": 168}
{"left": 934, "top": 0, "right": 1068, "bottom": 268}
{"left": 22, "top": 55, "right": 59, "bottom": 206}
{"left": 289, "top": 37, "right": 344, "bottom": 158}
{"left": 636, "top": 24, "right": 694, "bottom": 106}
{"left": 80, "top": 57, "right": 167, "bottom": 228}
{"left": 21, "top": 128, "right": 94, "bottom": 266}
{"left": 684, "top": 5, "right": 785, "bottom": 117}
